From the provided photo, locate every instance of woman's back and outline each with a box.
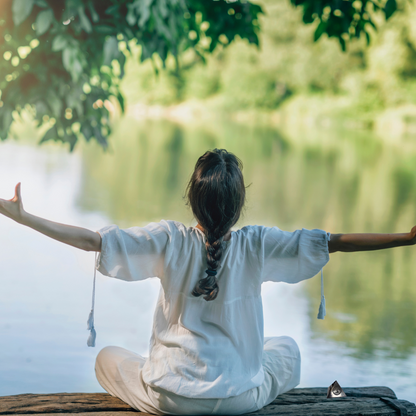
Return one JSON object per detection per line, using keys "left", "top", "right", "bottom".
{"left": 96, "top": 219, "right": 329, "bottom": 399}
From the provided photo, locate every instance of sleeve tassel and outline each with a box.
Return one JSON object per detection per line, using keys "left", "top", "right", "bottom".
{"left": 317, "top": 295, "right": 326, "bottom": 319}
{"left": 87, "top": 252, "right": 98, "bottom": 347}
{"left": 317, "top": 268, "right": 326, "bottom": 320}
{"left": 87, "top": 323, "right": 96, "bottom": 347}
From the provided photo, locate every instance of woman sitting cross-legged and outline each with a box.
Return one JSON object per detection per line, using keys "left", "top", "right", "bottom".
{"left": 1, "top": 148, "right": 415, "bottom": 415}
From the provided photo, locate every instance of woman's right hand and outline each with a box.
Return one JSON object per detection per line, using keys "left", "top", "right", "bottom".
{"left": 0, "top": 182, "right": 25, "bottom": 223}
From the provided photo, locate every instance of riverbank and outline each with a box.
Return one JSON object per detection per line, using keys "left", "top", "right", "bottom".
{"left": 125, "top": 94, "right": 416, "bottom": 149}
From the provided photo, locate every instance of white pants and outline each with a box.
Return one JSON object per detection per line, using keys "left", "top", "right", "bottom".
{"left": 95, "top": 336, "right": 301, "bottom": 415}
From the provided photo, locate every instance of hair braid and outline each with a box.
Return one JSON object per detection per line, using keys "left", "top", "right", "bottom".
{"left": 192, "top": 233, "right": 224, "bottom": 301}
{"left": 187, "top": 149, "right": 246, "bottom": 301}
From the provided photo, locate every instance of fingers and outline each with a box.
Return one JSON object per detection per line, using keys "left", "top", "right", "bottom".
{"left": 12, "top": 182, "right": 21, "bottom": 202}
{"left": 16, "top": 182, "right": 21, "bottom": 200}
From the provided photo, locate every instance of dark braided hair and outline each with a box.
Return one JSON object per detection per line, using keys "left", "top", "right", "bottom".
{"left": 186, "top": 149, "right": 246, "bottom": 301}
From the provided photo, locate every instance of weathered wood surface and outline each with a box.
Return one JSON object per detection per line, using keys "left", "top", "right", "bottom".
{"left": 261, "top": 387, "right": 416, "bottom": 415}
{"left": 0, "top": 394, "right": 138, "bottom": 416}
{"left": 271, "top": 386, "right": 397, "bottom": 400}
{"left": 6, "top": 414, "right": 141, "bottom": 416}
{"left": 1, "top": 387, "right": 415, "bottom": 416}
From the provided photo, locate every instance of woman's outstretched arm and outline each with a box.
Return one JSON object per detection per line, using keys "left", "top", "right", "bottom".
{"left": 328, "top": 226, "right": 416, "bottom": 253}
{"left": 0, "top": 183, "right": 101, "bottom": 252}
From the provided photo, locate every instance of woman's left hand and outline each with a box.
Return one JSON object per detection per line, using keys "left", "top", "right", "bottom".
{"left": 408, "top": 226, "right": 416, "bottom": 245}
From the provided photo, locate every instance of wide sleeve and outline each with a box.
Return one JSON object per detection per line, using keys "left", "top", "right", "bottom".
{"left": 261, "top": 227, "right": 330, "bottom": 284}
{"left": 95, "top": 220, "right": 172, "bottom": 281}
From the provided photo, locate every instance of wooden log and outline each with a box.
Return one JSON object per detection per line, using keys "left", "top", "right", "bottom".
{"left": 0, "top": 394, "right": 134, "bottom": 415}
{"left": 0, "top": 387, "right": 415, "bottom": 416}
{"left": 9, "top": 414, "right": 140, "bottom": 416}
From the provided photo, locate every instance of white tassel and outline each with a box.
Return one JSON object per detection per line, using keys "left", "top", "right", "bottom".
{"left": 87, "top": 326, "right": 96, "bottom": 347}
{"left": 317, "top": 295, "right": 326, "bottom": 319}
{"left": 87, "top": 252, "right": 98, "bottom": 347}
{"left": 317, "top": 268, "right": 326, "bottom": 320}
{"left": 87, "top": 309, "right": 94, "bottom": 330}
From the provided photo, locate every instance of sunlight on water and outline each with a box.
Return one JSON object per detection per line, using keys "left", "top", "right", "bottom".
{"left": 0, "top": 118, "right": 415, "bottom": 402}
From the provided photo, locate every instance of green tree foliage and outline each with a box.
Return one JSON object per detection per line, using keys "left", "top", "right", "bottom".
{"left": 292, "top": 0, "right": 400, "bottom": 50}
{"left": 126, "top": 0, "right": 416, "bottom": 126}
{"left": 0, "top": 0, "right": 263, "bottom": 150}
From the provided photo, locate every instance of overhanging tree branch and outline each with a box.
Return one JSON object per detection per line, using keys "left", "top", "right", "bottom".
{"left": 0, "top": 0, "right": 263, "bottom": 150}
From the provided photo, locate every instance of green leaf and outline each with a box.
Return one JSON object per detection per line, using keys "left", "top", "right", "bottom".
{"left": 35, "top": 0, "right": 48, "bottom": 8}
{"left": 93, "top": 125, "right": 108, "bottom": 148}
{"left": 366, "top": 19, "right": 377, "bottom": 30}
{"left": 103, "top": 36, "right": 119, "bottom": 66}
{"left": 35, "top": 9, "right": 53, "bottom": 36}
{"left": 74, "top": 100, "right": 83, "bottom": 117}
{"left": 140, "top": 43, "right": 152, "bottom": 62}
{"left": 158, "top": 0, "right": 169, "bottom": 18}
{"left": 77, "top": 6, "right": 92, "bottom": 33}
{"left": 13, "top": 0, "right": 35, "bottom": 26}
{"left": 302, "top": 4, "right": 315, "bottom": 24}
{"left": 66, "top": 86, "right": 83, "bottom": 115}
{"left": 35, "top": 101, "right": 49, "bottom": 119}
{"left": 52, "top": 35, "right": 68, "bottom": 51}
{"left": 62, "top": 47, "right": 83, "bottom": 81}
{"left": 95, "top": 25, "right": 115, "bottom": 34}
{"left": 384, "top": 0, "right": 397, "bottom": 19}
{"left": 303, "top": 11, "right": 315, "bottom": 24}
{"left": 153, "top": 7, "right": 173, "bottom": 42}
{"left": 365, "top": 30, "right": 371, "bottom": 45}
{"left": 81, "top": 124, "right": 93, "bottom": 142}
{"left": 124, "top": 28, "right": 134, "bottom": 39}
{"left": 126, "top": 6, "right": 137, "bottom": 26}
{"left": 39, "top": 126, "right": 58, "bottom": 144}
{"left": 68, "top": 134, "right": 78, "bottom": 152}
{"left": 0, "top": 108, "right": 13, "bottom": 139}
{"left": 105, "top": 5, "right": 120, "bottom": 16}
{"left": 62, "top": 48, "right": 74, "bottom": 72}
{"left": 117, "top": 91, "right": 125, "bottom": 113}
{"left": 88, "top": 3, "right": 100, "bottom": 23}
{"left": 138, "top": 0, "right": 153, "bottom": 28}
{"left": 117, "top": 52, "right": 126, "bottom": 78}
{"left": 46, "top": 91, "right": 62, "bottom": 118}
{"left": 71, "top": 58, "right": 83, "bottom": 82}
{"left": 314, "top": 20, "right": 328, "bottom": 41}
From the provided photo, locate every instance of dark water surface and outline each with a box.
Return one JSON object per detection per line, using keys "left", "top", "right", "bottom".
{"left": 1, "top": 118, "right": 415, "bottom": 402}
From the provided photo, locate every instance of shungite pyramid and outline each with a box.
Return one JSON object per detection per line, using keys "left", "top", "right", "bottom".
{"left": 327, "top": 380, "right": 347, "bottom": 398}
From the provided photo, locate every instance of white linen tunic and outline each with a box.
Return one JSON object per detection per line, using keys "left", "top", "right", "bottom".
{"left": 96, "top": 220, "right": 330, "bottom": 400}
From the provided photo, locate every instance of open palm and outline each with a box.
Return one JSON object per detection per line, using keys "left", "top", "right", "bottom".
{"left": 0, "top": 183, "right": 24, "bottom": 223}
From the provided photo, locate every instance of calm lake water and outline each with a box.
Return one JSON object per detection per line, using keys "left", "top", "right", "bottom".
{"left": 1, "top": 117, "right": 415, "bottom": 402}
